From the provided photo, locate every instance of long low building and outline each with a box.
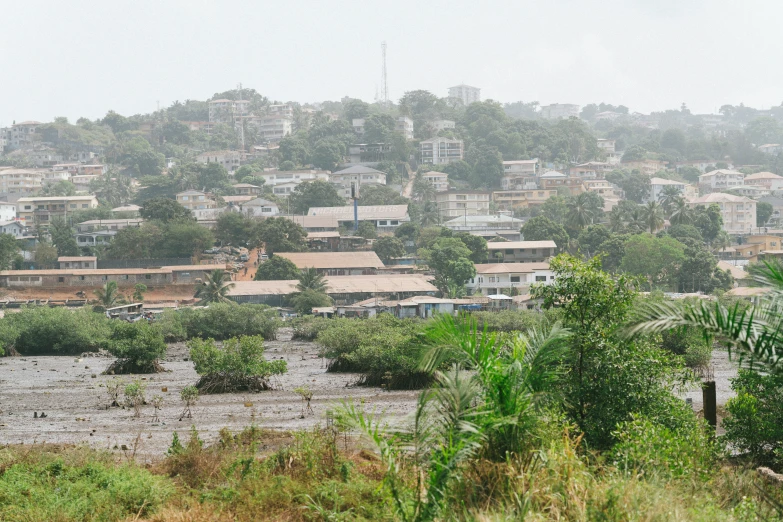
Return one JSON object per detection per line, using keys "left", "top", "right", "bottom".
{"left": 306, "top": 205, "right": 410, "bottom": 232}
{"left": 227, "top": 274, "right": 437, "bottom": 306}
{"left": 0, "top": 265, "right": 224, "bottom": 288}
{"left": 276, "top": 251, "right": 384, "bottom": 275}
{"left": 487, "top": 241, "right": 558, "bottom": 263}
{"left": 466, "top": 263, "right": 554, "bottom": 296}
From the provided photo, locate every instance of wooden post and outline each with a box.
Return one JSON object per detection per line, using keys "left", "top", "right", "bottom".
{"left": 703, "top": 380, "right": 717, "bottom": 431}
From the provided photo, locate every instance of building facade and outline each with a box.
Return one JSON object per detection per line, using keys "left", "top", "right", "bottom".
{"left": 420, "top": 137, "right": 464, "bottom": 165}
{"left": 16, "top": 195, "right": 99, "bottom": 223}
{"left": 688, "top": 193, "right": 757, "bottom": 234}
{"left": 196, "top": 150, "right": 241, "bottom": 172}
{"left": 435, "top": 191, "right": 491, "bottom": 218}
{"left": 540, "top": 104, "right": 580, "bottom": 119}
{"left": 448, "top": 85, "right": 481, "bottom": 105}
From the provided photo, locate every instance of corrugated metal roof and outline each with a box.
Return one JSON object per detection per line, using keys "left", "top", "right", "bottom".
{"left": 307, "top": 205, "right": 409, "bottom": 220}
{"left": 278, "top": 252, "right": 384, "bottom": 269}
{"left": 474, "top": 262, "right": 550, "bottom": 274}
{"left": 228, "top": 274, "right": 437, "bottom": 296}
{"left": 487, "top": 241, "right": 557, "bottom": 250}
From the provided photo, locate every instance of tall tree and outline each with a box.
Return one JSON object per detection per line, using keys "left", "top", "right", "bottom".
{"left": 520, "top": 216, "right": 569, "bottom": 252}
{"left": 140, "top": 197, "right": 193, "bottom": 223}
{"left": 194, "top": 269, "right": 235, "bottom": 304}
{"left": 254, "top": 217, "right": 308, "bottom": 255}
{"left": 373, "top": 236, "right": 406, "bottom": 263}
{"left": 643, "top": 201, "right": 665, "bottom": 233}
{"left": 48, "top": 217, "right": 78, "bottom": 257}
{"left": 255, "top": 256, "right": 300, "bottom": 281}
{"left": 288, "top": 180, "right": 344, "bottom": 214}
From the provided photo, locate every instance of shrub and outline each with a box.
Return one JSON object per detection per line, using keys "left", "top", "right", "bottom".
{"left": 291, "top": 316, "right": 333, "bottom": 341}
{"left": 123, "top": 380, "right": 147, "bottom": 417}
{"left": 176, "top": 303, "right": 281, "bottom": 341}
{"left": 316, "top": 314, "right": 430, "bottom": 389}
{"left": 723, "top": 370, "right": 783, "bottom": 468}
{"left": 289, "top": 289, "right": 332, "bottom": 315}
{"left": 472, "top": 310, "right": 545, "bottom": 333}
{"left": 156, "top": 309, "right": 188, "bottom": 342}
{"left": 103, "top": 321, "right": 167, "bottom": 374}
{"left": 0, "top": 306, "right": 110, "bottom": 355}
{"left": 189, "top": 335, "right": 287, "bottom": 393}
{"left": 180, "top": 385, "right": 199, "bottom": 418}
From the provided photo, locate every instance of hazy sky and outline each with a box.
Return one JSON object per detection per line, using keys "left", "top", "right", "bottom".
{"left": 1, "top": 0, "right": 781, "bottom": 126}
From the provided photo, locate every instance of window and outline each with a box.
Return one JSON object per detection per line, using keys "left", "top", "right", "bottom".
{"left": 58, "top": 277, "right": 64, "bottom": 283}
{"left": 531, "top": 249, "right": 537, "bottom": 254}
{"left": 488, "top": 276, "right": 496, "bottom": 283}
{"left": 505, "top": 249, "right": 514, "bottom": 254}
{"left": 102, "top": 276, "right": 108, "bottom": 281}
{"left": 70, "top": 204, "right": 76, "bottom": 209}
{"left": 82, "top": 204, "right": 88, "bottom": 208}
{"left": 24, "top": 206, "right": 31, "bottom": 210}
{"left": 145, "top": 274, "right": 151, "bottom": 280}
{"left": 79, "top": 276, "right": 85, "bottom": 281}
{"left": 181, "top": 196, "right": 188, "bottom": 201}
{"left": 536, "top": 275, "right": 547, "bottom": 282}
{"left": 510, "top": 276, "right": 520, "bottom": 283}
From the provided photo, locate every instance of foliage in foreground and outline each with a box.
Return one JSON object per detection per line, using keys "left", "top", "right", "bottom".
{"left": 0, "top": 306, "right": 110, "bottom": 355}
{"left": 157, "top": 303, "right": 280, "bottom": 342}
{"left": 188, "top": 335, "right": 287, "bottom": 393}
{"left": 290, "top": 315, "right": 334, "bottom": 341}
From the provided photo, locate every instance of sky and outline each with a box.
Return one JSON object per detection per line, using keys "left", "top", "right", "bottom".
{"left": 1, "top": 0, "right": 781, "bottom": 126}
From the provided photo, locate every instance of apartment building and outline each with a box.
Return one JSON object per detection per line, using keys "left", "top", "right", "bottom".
{"left": 420, "top": 137, "right": 464, "bottom": 165}
{"left": 597, "top": 139, "right": 621, "bottom": 163}
{"left": 583, "top": 179, "right": 621, "bottom": 199}
{"left": 435, "top": 190, "right": 491, "bottom": 218}
{"left": 0, "top": 167, "right": 45, "bottom": 194}
{"left": 502, "top": 159, "right": 539, "bottom": 190}
{"left": 539, "top": 104, "right": 579, "bottom": 119}
{"left": 466, "top": 262, "right": 554, "bottom": 296}
{"left": 330, "top": 165, "right": 387, "bottom": 198}
{"left": 208, "top": 99, "right": 250, "bottom": 123}
{"left": 232, "top": 183, "right": 263, "bottom": 196}
{"left": 250, "top": 114, "right": 293, "bottom": 141}
{"left": 569, "top": 162, "right": 614, "bottom": 179}
{"left": 744, "top": 171, "right": 783, "bottom": 191}
{"left": 176, "top": 190, "right": 216, "bottom": 211}
{"left": 493, "top": 189, "right": 558, "bottom": 210}
{"left": 347, "top": 143, "right": 394, "bottom": 163}
{"left": 487, "top": 241, "right": 558, "bottom": 263}
{"left": 396, "top": 116, "right": 414, "bottom": 140}
{"left": 698, "top": 169, "right": 745, "bottom": 193}
{"left": 75, "top": 218, "right": 143, "bottom": 248}
{"left": 257, "top": 170, "right": 330, "bottom": 187}
{"left": 196, "top": 150, "right": 241, "bottom": 172}
{"left": 3, "top": 121, "right": 41, "bottom": 149}
{"left": 688, "top": 193, "right": 756, "bottom": 234}
{"left": 538, "top": 171, "right": 585, "bottom": 196}
{"left": 430, "top": 119, "right": 456, "bottom": 132}
{"left": 448, "top": 84, "right": 481, "bottom": 106}
{"left": 648, "top": 177, "right": 687, "bottom": 203}
{"left": 420, "top": 171, "right": 449, "bottom": 192}
{"left": 17, "top": 195, "right": 99, "bottom": 223}
{"left": 268, "top": 104, "right": 294, "bottom": 119}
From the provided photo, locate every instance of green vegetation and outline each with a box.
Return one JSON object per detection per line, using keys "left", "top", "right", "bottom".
{"left": 102, "top": 321, "right": 167, "bottom": 374}
{"left": 254, "top": 255, "right": 300, "bottom": 281}
{"left": 0, "top": 306, "right": 110, "bottom": 355}
{"left": 157, "top": 303, "right": 280, "bottom": 342}
{"left": 290, "top": 315, "right": 333, "bottom": 341}
{"left": 194, "top": 269, "right": 235, "bottom": 304}
{"left": 188, "top": 335, "right": 287, "bottom": 393}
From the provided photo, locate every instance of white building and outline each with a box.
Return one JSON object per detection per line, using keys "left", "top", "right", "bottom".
{"left": 688, "top": 193, "right": 757, "bottom": 234}
{"left": 758, "top": 144, "right": 783, "bottom": 155}
{"left": 597, "top": 138, "right": 621, "bottom": 164}
{"left": 648, "top": 177, "right": 687, "bottom": 203}
{"left": 268, "top": 104, "right": 294, "bottom": 119}
{"left": 420, "top": 171, "right": 449, "bottom": 192}
{"left": 448, "top": 85, "right": 481, "bottom": 106}
{"left": 250, "top": 114, "right": 293, "bottom": 141}
{"left": 0, "top": 221, "right": 25, "bottom": 237}
{"left": 420, "top": 137, "right": 464, "bottom": 165}
{"left": 238, "top": 198, "right": 280, "bottom": 217}
{"left": 396, "top": 117, "right": 414, "bottom": 140}
{"left": 744, "top": 171, "right": 783, "bottom": 191}
{"left": 466, "top": 262, "right": 554, "bottom": 296}
{"left": 208, "top": 99, "right": 250, "bottom": 123}
{"left": 176, "top": 190, "right": 216, "bottom": 211}
{"left": 430, "top": 119, "right": 456, "bottom": 132}
{"left": 502, "top": 159, "right": 539, "bottom": 190}
{"left": 540, "top": 104, "right": 580, "bottom": 119}
{"left": 257, "top": 170, "right": 330, "bottom": 187}
{"left": 330, "top": 165, "right": 387, "bottom": 198}
{"left": 435, "top": 190, "right": 491, "bottom": 218}
{"left": 306, "top": 204, "right": 410, "bottom": 232}
{"left": 0, "top": 203, "right": 17, "bottom": 222}
{"left": 487, "top": 241, "right": 558, "bottom": 263}
{"left": 0, "top": 168, "right": 44, "bottom": 194}
{"left": 196, "top": 150, "right": 241, "bottom": 172}
{"left": 3, "top": 121, "right": 41, "bottom": 149}
{"left": 698, "top": 169, "right": 745, "bottom": 193}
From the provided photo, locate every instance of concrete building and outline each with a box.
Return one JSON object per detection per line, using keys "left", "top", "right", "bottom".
{"left": 698, "top": 169, "right": 745, "bottom": 193}
{"left": 0, "top": 202, "right": 17, "bottom": 222}
{"left": 232, "top": 183, "right": 263, "bottom": 196}
{"left": 466, "top": 262, "right": 554, "bottom": 296}
{"left": 208, "top": 99, "right": 250, "bottom": 123}
{"left": 435, "top": 190, "right": 491, "bottom": 219}
{"left": 347, "top": 143, "right": 394, "bottom": 164}
{"left": 267, "top": 104, "right": 294, "bottom": 118}
{"left": 395, "top": 116, "right": 414, "bottom": 140}
{"left": 540, "top": 104, "right": 580, "bottom": 119}
{"left": 502, "top": 159, "right": 539, "bottom": 190}
{"left": 493, "top": 189, "right": 558, "bottom": 210}
{"left": 330, "top": 166, "right": 387, "bottom": 198}
{"left": 487, "top": 241, "right": 558, "bottom": 263}
{"left": 257, "top": 170, "right": 330, "bottom": 187}
{"left": 420, "top": 137, "right": 464, "bottom": 165}
{"left": 306, "top": 204, "right": 410, "bottom": 232}
{"left": 448, "top": 84, "right": 481, "bottom": 105}
{"left": 271, "top": 182, "right": 300, "bottom": 198}
{"left": 539, "top": 171, "right": 585, "bottom": 196}
{"left": 442, "top": 214, "right": 523, "bottom": 242}
{"left": 569, "top": 162, "right": 615, "bottom": 179}
{"left": 0, "top": 265, "right": 219, "bottom": 289}
{"left": 277, "top": 251, "right": 384, "bottom": 276}
{"left": 688, "top": 193, "right": 757, "bottom": 234}
{"left": 743, "top": 171, "right": 783, "bottom": 191}
{"left": 0, "top": 221, "right": 25, "bottom": 237}
{"left": 16, "top": 195, "right": 98, "bottom": 223}
{"left": 176, "top": 190, "right": 216, "bottom": 211}
{"left": 238, "top": 198, "right": 280, "bottom": 217}
{"left": 75, "top": 218, "right": 143, "bottom": 248}
{"left": 758, "top": 144, "right": 783, "bottom": 155}
{"left": 724, "top": 185, "right": 771, "bottom": 198}
{"left": 420, "top": 171, "right": 449, "bottom": 192}
{"left": 58, "top": 256, "right": 97, "bottom": 269}
{"left": 196, "top": 150, "right": 241, "bottom": 172}
{"left": 3, "top": 121, "right": 41, "bottom": 149}
{"left": 759, "top": 195, "right": 783, "bottom": 225}
{"left": 621, "top": 159, "right": 668, "bottom": 177}
{"left": 250, "top": 114, "right": 293, "bottom": 141}
{"left": 0, "top": 168, "right": 45, "bottom": 194}
{"left": 648, "top": 177, "right": 687, "bottom": 203}
{"left": 583, "top": 179, "right": 621, "bottom": 200}
{"left": 430, "top": 119, "right": 456, "bottom": 132}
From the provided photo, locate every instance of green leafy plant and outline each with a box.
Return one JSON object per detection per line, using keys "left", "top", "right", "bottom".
{"left": 123, "top": 380, "right": 147, "bottom": 418}
{"left": 180, "top": 385, "right": 199, "bottom": 419}
{"left": 102, "top": 321, "right": 167, "bottom": 374}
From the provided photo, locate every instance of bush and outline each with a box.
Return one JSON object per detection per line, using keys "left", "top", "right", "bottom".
{"left": 289, "top": 289, "right": 332, "bottom": 315}
{"left": 156, "top": 309, "right": 188, "bottom": 342}
{"left": 472, "top": 310, "right": 545, "bottom": 332}
{"left": 103, "top": 321, "right": 167, "bottom": 374}
{"left": 189, "top": 335, "right": 287, "bottom": 393}
{"left": 291, "top": 316, "right": 333, "bottom": 341}
{"left": 158, "top": 303, "right": 280, "bottom": 342}
{"left": 316, "top": 314, "right": 430, "bottom": 389}
{"left": 0, "top": 306, "right": 110, "bottom": 355}
{"left": 723, "top": 370, "right": 783, "bottom": 468}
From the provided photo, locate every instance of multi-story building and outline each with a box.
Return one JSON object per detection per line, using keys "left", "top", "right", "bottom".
{"left": 758, "top": 144, "right": 783, "bottom": 155}
{"left": 196, "top": 150, "right": 241, "bottom": 172}
{"left": 698, "top": 169, "right": 745, "bottom": 193}
{"left": 58, "top": 256, "right": 98, "bottom": 270}
{"left": 352, "top": 118, "right": 366, "bottom": 135}
{"left": 540, "top": 104, "right": 580, "bottom": 119}
{"left": 238, "top": 198, "right": 280, "bottom": 217}
{"left": 759, "top": 195, "right": 783, "bottom": 225}
{"left": 183, "top": 121, "right": 215, "bottom": 134}
{"left": 420, "top": 137, "right": 464, "bottom": 165}
{"left": 569, "top": 162, "right": 614, "bottom": 179}
{"left": 0, "top": 220, "right": 26, "bottom": 238}
{"left": 257, "top": 170, "right": 330, "bottom": 187}
{"left": 208, "top": 99, "right": 250, "bottom": 123}
{"left": 268, "top": 104, "right": 294, "bottom": 119}
{"left": 583, "top": 179, "right": 621, "bottom": 199}
{"left": 538, "top": 171, "right": 585, "bottom": 196}
{"left": 487, "top": 241, "right": 558, "bottom": 263}
{"left": 430, "top": 119, "right": 456, "bottom": 132}
{"left": 442, "top": 214, "right": 523, "bottom": 241}
{"left": 176, "top": 190, "right": 216, "bottom": 211}
{"left": 420, "top": 171, "right": 449, "bottom": 192}
{"left": 688, "top": 193, "right": 756, "bottom": 234}
{"left": 0, "top": 168, "right": 45, "bottom": 194}
{"left": 347, "top": 143, "right": 393, "bottom": 163}
{"left": 250, "top": 114, "right": 293, "bottom": 141}
{"left": 3, "top": 121, "right": 41, "bottom": 149}
{"left": 502, "top": 159, "right": 539, "bottom": 190}
{"left": 648, "top": 177, "right": 687, "bottom": 203}
{"left": 597, "top": 139, "right": 621, "bottom": 163}
{"left": 232, "top": 183, "right": 263, "bottom": 196}
{"left": 621, "top": 159, "right": 668, "bottom": 177}
{"left": 492, "top": 189, "right": 558, "bottom": 210}
{"left": 724, "top": 185, "right": 771, "bottom": 198}
{"left": 395, "top": 116, "right": 414, "bottom": 140}
{"left": 0, "top": 203, "right": 17, "bottom": 222}
{"left": 16, "top": 195, "right": 99, "bottom": 223}
{"left": 743, "top": 171, "right": 783, "bottom": 191}
{"left": 435, "top": 190, "right": 491, "bottom": 218}
{"left": 448, "top": 85, "right": 481, "bottom": 106}
{"left": 330, "top": 166, "right": 387, "bottom": 198}
{"left": 306, "top": 205, "right": 410, "bottom": 233}
{"left": 466, "top": 262, "right": 554, "bottom": 296}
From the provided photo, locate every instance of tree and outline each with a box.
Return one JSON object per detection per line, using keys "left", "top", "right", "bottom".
{"left": 677, "top": 243, "right": 732, "bottom": 293}
{"left": 566, "top": 192, "right": 599, "bottom": 231}
{"left": 692, "top": 204, "right": 723, "bottom": 243}
{"left": 39, "top": 180, "right": 76, "bottom": 197}
{"left": 667, "top": 224, "right": 703, "bottom": 243}
{"left": 133, "top": 283, "right": 147, "bottom": 302}
{"left": 643, "top": 201, "right": 665, "bottom": 233}
{"left": 358, "top": 185, "right": 408, "bottom": 206}
{"left": 255, "top": 256, "right": 300, "bottom": 281}
{"left": 288, "top": 180, "right": 344, "bottom": 214}
{"left": 162, "top": 221, "right": 214, "bottom": 258}
{"left": 467, "top": 145, "right": 503, "bottom": 188}
{"left": 48, "top": 217, "right": 78, "bottom": 257}
{"left": 421, "top": 237, "right": 476, "bottom": 293}
{"left": 296, "top": 267, "right": 328, "bottom": 293}
{"left": 454, "top": 232, "right": 489, "bottom": 264}
{"left": 106, "top": 223, "right": 161, "bottom": 260}
{"left": 343, "top": 99, "right": 370, "bottom": 121}
{"left": 311, "top": 138, "right": 345, "bottom": 171}
{"left": 668, "top": 198, "right": 692, "bottom": 226}
{"left": 215, "top": 212, "right": 253, "bottom": 247}
{"left": 520, "top": 216, "right": 569, "bottom": 252}
{"left": 103, "top": 321, "right": 167, "bottom": 374}
{"left": 0, "top": 234, "right": 19, "bottom": 270}
{"left": 620, "top": 234, "right": 686, "bottom": 290}
{"left": 373, "top": 236, "right": 405, "bottom": 263}
{"left": 363, "top": 114, "right": 397, "bottom": 143}
{"left": 94, "top": 281, "right": 121, "bottom": 308}
{"left": 255, "top": 217, "right": 308, "bottom": 255}
{"left": 194, "top": 269, "right": 235, "bottom": 304}
{"left": 577, "top": 225, "right": 611, "bottom": 256}
{"left": 658, "top": 185, "right": 683, "bottom": 215}
{"left": 758, "top": 201, "right": 774, "bottom": 227}
{"left": 357, "top": 221, "right": 376, "bottom": 239}
{"left": 140, "top": 197, "right": 192, "bottom": 223}
{"left": 394, "top": 222, "right": 420, "bottom": 243}
{"left": 33, "top": 241, "right": 59, "bottom": 268}
{"left": 540, "top": 196, "right": 569, "bottom": 224}
{"left": 289, "top": 289, "right": 333, "bottom": 315}
{"left": 595, "top": 235, "right": 628, "bottom": 272}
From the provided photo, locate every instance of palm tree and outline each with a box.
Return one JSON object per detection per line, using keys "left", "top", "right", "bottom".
{"left": 626, "top": 207, "right": 646, "bottom": 234}
{"left": 94, "top": 281, "right": 120, "bottom": 308}
{"left": 194, "top": 269, "right": 235, "bottom": 304}
{"left": 608, "top": 207, "right": 626, "bottom": 233}
{"left": 643, "top": 201, "right": 664, "bottom": 233}
{"left": 566, "top": 193, "right": 596, "bottom": 231}
{"left": 668, "top": 197, "right": 692, "bottom": 226}
{"left": 296, "top": 267, "right": 328, "bottom": 293}
{"left": 658, "top": 185, "right": 683, "bottom": 216}
{"left": 626, "top": 260, "right": 783, "bottom": 375}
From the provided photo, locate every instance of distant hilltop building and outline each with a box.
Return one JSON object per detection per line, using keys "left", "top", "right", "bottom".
{"left": 540, "top": 104, "right": 580, "bottom": 120}
{"left": 448, "top": 85, "right": 481, "bottom": 106}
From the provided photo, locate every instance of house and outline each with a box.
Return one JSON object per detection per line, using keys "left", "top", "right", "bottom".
{"left": 442, "top": 214, "right": 524, "bottom": 241}
{"left": 75, "top": 218, "right": 143, "bottom": 248}
{"left": 538, "top": 171, "right": 584, "bottom": 196}
{"left": 487, "top": 241, "right": 558, "bottom": 263}
{"left": 391, "top": 296, "right": 455, "bottom": 319}
{"left": 58, "top": 256, "right": 97, "bottom": 269}
{"left": 420, "top": 137, "right": 464, "bottom": 165}
{"left": 724, "top": 185, "right": 771, "bottom": 198}
{"left": 492, "top": 189, "right": 558, "bottom": 210}
{"left": 621, "top": 159, "right": 668, "bottom": 177}
{"left": 698, "top": 169, "right": 745, "bottom": 193}
{"left": 276, "top": 251, "right": 384, "bottom": 276}
{"left": 70, "top": 174, "right": 100, "bottom": 191}
{"left": 287, "top": 215, "right": 340, "bottom": 232}
{"left": 306, "top": 231, "right": 341, "bottom": 251}
{"left": 271, "top": 182, "right": 301, "bottom": 198}
{"left": 249, "top": 114, "right": 293, "bottom": 141}
{"left": 435, "top": 191, "right": 491, "bottom": 218}
{"left": 347, "top": 143, "right": 394, "bottom": 164}
{"left": 196, "top": 150, "right": 241, "bottom": 172}
{"left": 0, "top": 202, "right": 17, "bottom": 222}
{"left": 330, "top": 165, "right": 387, "bottom": 198}
{"left": 0, "top": 265, "right": 220, "bottom": 288}
{"left": 502, "top": 159, "right": 539, "bottom": 189}
{"left": 396, "top": 117, "right": 414, "bottom": 140}
{"left": 257, "top": 170, "right": 330, "bottom": 187}
{"left": 0, "top": 168, "right": 45, "bottom": 194}
{"left": 583, "top": 179, "right": 621, "bottom": 199}
{"left": 688, "top": 193, "right": 756, "bottom": 234}
{"left": 238, "top": 198, "right": 279, "bottom": 217}
{"left": 758, "top": 144, "right": 783, "bottom": 155}
{"left": 430, "top": 119, "right": 456, "bottom": 132}
{"left": 78, "top": 164, "right": 106, "bottom": 176}
{"left": 673, "top": 160, "right": 734, "bottom": 174}
{"left": 232, "top": 183, "right": 263, "bottom": 196}
{"left": 306, "top": 204, "right": 410, "bottom": 232}
{"left": 176, "top": 190, "right": 216, "bottom": 211}
{"left": 226, "top": 274, "right": 438, "bottom": 306}
{"left": 597, "top": 139, "right": 621, "bottom": 163}
{"left": 569, "top": 162, "right": 614, "bottom": 179}
{"left": 111, "top": 204, "right": 142, "bottom": 217}
{"left": 420, "top": 171, "right": 449, "bottom": 192}
{"left": 743, "top": 171, "right": 783, "bottom": 191}
{"left": 16, "top": 195, "right": 98, "bottom": 223}
{"left": 648, "top": 177, "right": 687, "bottom": 203}
{"left": 466, "top": 262, "right": 554, "bottom": 296}
{"left": 0, "top": 221, "right": 25, "bottom": 237}
{"left": 729, "top": 235, "right": 783, "bottom": 259}
{"left": 540, "top": 104, "right": 580, "bottom": 119}
{"left": 448, "top": 85, "right": 481, "bottom": 105}
{"left": 717, "top": 260, "right": 750, "bottom": 287}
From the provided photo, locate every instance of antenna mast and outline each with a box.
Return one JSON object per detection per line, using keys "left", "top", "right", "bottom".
{"left": 237, "top": 82, "right": 245, "bottom": 152}
{"left": 381, "top": 42, "right": 388, "bottom": 107}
